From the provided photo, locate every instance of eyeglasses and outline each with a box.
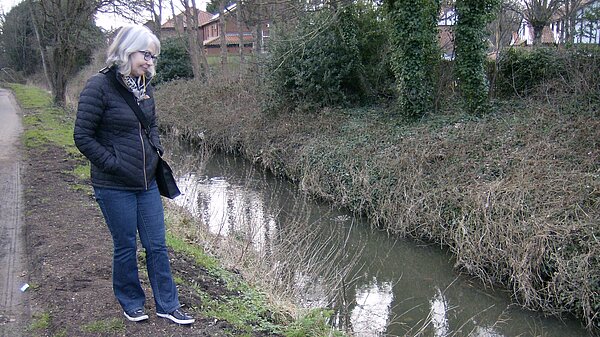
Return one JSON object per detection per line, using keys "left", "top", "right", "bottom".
{"left": 138, "top": 50, "right": 158, "bottom": 62}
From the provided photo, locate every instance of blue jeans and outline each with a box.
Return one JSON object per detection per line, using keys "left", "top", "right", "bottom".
{"left": 94, "top": 181, "right": 180, "bottom": 314}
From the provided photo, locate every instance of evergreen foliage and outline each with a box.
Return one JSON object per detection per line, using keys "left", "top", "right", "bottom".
{"left": 154, "top": 37, "right": 194, "bottom": 85}
{"left": 0, "top": 2, "right": 41, "bottom": 75}
{"left": 454, "top": 0, "right": 500, "bottom": 114}
{"left": 493, "top": 45, "right": 600, "bottom": 100}
{"left": 205, "top": 0, "right": 236, "bottom": 14}
{"left": 385, "top": 0, "right": 441, "bottom": 118}
{"left": 265, "top": 2, "right": 392, "bottom": 112}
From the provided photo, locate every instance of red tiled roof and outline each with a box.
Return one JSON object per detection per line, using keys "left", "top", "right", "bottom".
{"left": 203, "top": 34, "right": 254, "bottom": 46}
{"left": 162, "top": 10, "right": 212, "bottom": 29}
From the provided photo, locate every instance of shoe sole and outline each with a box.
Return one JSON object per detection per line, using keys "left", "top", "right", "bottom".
{"left": 157, "top": 312, "right": 195, "bottom": 324}
{"left": 124, "top": 312, "right": 149, "bottom": 322}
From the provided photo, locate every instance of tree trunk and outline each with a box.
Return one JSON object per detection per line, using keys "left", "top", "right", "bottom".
{"left": 532, "top": 22, "right": 545, "bottom": 45}
{"left": 48, "top": 44, "right": 71, "bottom": 106}
{"left": 150, "top": 0, "right": 163, "bottom": 40}
{"left": 219, "top": 0, "right": 228, "bottom": 75}
{"left": 251, "top": 24, "right": 262, "bottom": 75}
{"left": 28, "top": 0, "right": 50, "bottom": 89}
{"left": 190, "top": 0, "right": 209, "bottom": 78}
{"left": 237, "top": 2, "right": 245, "bottom": 78}
{"left": 182, "top": 0, "right": 204, "bottom": 79}
{"left": 170, "top": 0, "right": 182, "bottom": 35}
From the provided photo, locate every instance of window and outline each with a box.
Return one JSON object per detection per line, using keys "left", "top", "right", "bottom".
{"left": 438, "top": 8, "right": 456, "bottom": 26}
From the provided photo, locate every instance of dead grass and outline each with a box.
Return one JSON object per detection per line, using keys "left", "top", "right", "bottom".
{"left": 154, "top": 78, "right": 599, "bottom": 332}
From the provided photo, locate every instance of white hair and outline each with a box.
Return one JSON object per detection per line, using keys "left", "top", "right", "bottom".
{"left": 106, "top": 25, "right": 161, "bottom": 77}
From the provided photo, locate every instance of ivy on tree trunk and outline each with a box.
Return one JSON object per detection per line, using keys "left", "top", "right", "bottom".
{"left": 385, "top": 0, "right": 440, "bottom": 118}
{"left": 454, "top": 0, "right": 499, "bottom": 115}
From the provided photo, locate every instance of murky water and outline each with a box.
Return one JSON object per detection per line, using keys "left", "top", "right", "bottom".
{"left": 168, "top": 143, "right": 590, "bottom": 337}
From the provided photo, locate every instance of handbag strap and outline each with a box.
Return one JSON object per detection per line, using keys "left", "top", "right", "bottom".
{"left": 103, "top": 67, "right": 160, "bottom": 153}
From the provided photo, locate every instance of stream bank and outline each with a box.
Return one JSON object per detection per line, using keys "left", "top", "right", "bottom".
{"left": 155, "top": 78, "right": 599, "bottom": 333}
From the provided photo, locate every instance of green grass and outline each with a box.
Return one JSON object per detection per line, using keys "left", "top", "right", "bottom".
{"left": 72, "top": 163, "right": 90, "bottom": 180}
{"left": 81, "top": 318, "right": 125, "bottom": 333}
{"left": 166, "top": 232, "right": 219, "bottom": 270}
{"left": 53, "top": 328, "right": 68, "bottom": 337}
{"left": 28, "top": 311, "right": 51, "bottom": 331}
{"left": 6, "top": 83, "right": 52, "bottom": 109}
{"left": 8, "top": 83, "right": 86, "bottom": 185}
{"left": 8, "top": 83, "right": 79, "bottom": 156}
{"left": 284, "top": 309, "right": 345, "bottom": 337}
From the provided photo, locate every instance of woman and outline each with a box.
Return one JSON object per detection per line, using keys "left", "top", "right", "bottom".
{"left": 74, "top": 25, "right": 194, "bottom": 325}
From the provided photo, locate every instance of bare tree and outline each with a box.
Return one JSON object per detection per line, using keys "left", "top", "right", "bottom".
{"left": 35, "top": 0, "right": 98, "bottom": 105}
{"left": 28, "top": 2, "right": 50, "bottom": 87}
{"left": 557, "top": 0, "right": 586, "bottom": 43}
{"left": 178, "top": 0, "right": 209, "bottom": 79}
{"left": 148, "top": 0, "right": 164, "bottom": 39}
{"left": 31, "top": 0, "right": 147, "bottom": 105}
{"left": 521, "top": 0, "right": 564, "bottom": 45}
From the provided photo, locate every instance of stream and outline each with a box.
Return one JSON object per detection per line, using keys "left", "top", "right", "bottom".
{"left": 168, "top": 142, "right": 590, "bottom": 337}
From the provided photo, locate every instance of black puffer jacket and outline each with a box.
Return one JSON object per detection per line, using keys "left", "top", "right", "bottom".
{"left": 74, "top": 67, "right": 163, "bottom": 190}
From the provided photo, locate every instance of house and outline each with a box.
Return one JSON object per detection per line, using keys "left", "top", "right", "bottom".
{"left": 161, "top": 10, "right": 213, "bottom": 39}
{"left": 201, "top": 4, "right": 269, "bottom": 55}
{"left": 160, "top": 4, "right": 269, "bottom": 56}
{"left": 512, "top": 0, "right": 600, "bottom": 46}
{"left": 511, "top": 24, "right": 556, "bottom": 46}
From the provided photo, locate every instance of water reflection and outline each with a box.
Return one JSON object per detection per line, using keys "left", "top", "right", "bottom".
{"left": 168, "top": 146, "right": 590, "bottom": 337}
{"left": 351, "top": 278, "right": 393, "bottom": 336}
{"left": 175, "top": 172, "right": 277, "bottom": 253}
{"left": 430, "top": 288, "right": 449, "bottom": 337}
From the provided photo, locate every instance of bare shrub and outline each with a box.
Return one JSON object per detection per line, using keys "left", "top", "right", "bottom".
{"left": 65, "top": 50, "right": 107, "bottom": 112}
{"left": 0, "top": 67, "right": 26, "bottom": 85}
{"left": 155, "top": 74, "right": 263, "bottom": 154}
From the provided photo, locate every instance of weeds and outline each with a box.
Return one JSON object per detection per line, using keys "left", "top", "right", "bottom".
{"left": 164, "top": 201, "right": 349, "bottom": 336}
{"left": 28, "top": 311, "right": 50, "bottom": 331}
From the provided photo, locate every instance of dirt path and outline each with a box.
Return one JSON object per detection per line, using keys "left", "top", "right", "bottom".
{"left": 0, "top": 85, "right": 289, "bottom": 336}
{"left": 0, "top": 88, "right": 29, "bottom": 336}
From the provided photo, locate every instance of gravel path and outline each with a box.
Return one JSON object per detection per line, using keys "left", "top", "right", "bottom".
{"left": 0, "top": 88, "right": 29, "bottom": 336}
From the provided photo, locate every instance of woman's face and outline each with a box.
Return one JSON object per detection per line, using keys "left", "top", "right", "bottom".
{"left": 129, "top": 45, "right": 157, "bottom": 77}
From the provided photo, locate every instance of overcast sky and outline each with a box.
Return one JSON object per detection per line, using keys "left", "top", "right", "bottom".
{"left": 0, "top": 0, "right": 209, "bottom": 30}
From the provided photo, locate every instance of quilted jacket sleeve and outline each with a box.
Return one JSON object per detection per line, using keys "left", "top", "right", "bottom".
{"left": 146, "top": 85, "right": 164, "bottom": 156}
{"left": 73, "top": 75, "right": 119, "bottom": 173}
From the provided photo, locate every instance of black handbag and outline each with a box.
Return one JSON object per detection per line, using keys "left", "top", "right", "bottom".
{"left": 154, "top": 156, "right": 181, "bottom": 199}
{"left": 105, "top": 68, "right": 181, "bottom": 199}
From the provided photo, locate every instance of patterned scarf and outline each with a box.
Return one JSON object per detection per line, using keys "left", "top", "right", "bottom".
{"left": 121, "top": 75, "right": 147, "bottom": 102}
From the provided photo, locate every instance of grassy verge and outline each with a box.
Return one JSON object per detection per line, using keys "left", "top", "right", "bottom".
{"left": 8, "top": 83, "right": 344, "bottom": 337}
{"left": 154, "top": 77, "right": 599, "bottom": 332}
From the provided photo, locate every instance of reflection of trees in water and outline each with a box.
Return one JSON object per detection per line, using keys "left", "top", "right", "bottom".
{"left": 166, "top": 135, "right": 368, "bottom": 334}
